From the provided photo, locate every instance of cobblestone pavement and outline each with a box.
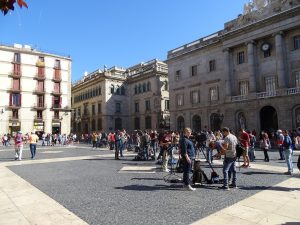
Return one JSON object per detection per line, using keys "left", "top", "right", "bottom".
{"left": 0, "top": 144, "right": 299, "bottom": 225}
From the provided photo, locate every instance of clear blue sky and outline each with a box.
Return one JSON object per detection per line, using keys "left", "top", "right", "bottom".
{"left": 1, "top": 0, "right": 248, "bottom": 82}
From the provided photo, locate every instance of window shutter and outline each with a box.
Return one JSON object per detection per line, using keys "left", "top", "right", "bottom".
{"left": 19, "top": 94, "right": 22, "bottom": 106}
{"left": 9, "top": 93, "right": 12, "bottom": 106}
{"left": 60, "top": 97, "right": 62, "bottom": 108}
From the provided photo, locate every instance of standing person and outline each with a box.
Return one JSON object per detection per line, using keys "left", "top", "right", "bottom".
{"left": 114, "top": 131, "right": 121, "bottom": 160}
{"left": 14, "top": 131, "right": 24, "bottom": 161}
{"left": 260, "top": 132, "right": 270, "bottom": 162}
{"left": 206, "top": 131, "right": 216, "bottom": 163}
{"left": 248, "top": 131, "right": 256, "bottom": 162}
{"left": 180, "top": 127, "right": 196, "bottom": 191}
{"left": 159, "top": 131, "right": 172, "bottom": 172}
{"left": 218, "top": 127, "right": 238, "bottom": 190}
{"left": 41, "top": 133, "right": 46, "bottom": 146}
{"left": 282, "top": 130, "right": 293, "bottom": 175}
{"left": 276, "top": 130, "right": 285, "bottom": 160}
{"left": 29, "top": 131, "right": 39, "bottom": 159}
{"left": 239, "top": 128, "right": 250, "bottom": 168}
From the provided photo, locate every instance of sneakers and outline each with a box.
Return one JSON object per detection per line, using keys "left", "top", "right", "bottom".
{"left": 184, "top": 184, "right": 196, "bottom": 191}
{"left": 284, "top": 171, "right": 292, "bottom": 175}
{"left": 219, "top": 185, "right": 230, "bottom": 190}
{"left": 229, "top": 184, "right": 238, "bottom": 189}
{"left": 163, "top": 169, "right": 170, "bottom": 173}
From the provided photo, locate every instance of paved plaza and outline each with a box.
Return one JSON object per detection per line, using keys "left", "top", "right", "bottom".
{"left": 0, "top": 144, "right": 299, "bottom": 225}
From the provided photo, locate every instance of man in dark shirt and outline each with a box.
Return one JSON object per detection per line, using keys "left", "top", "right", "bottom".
{"left": 180, "top": 127, "right": 196, "bottom": 191}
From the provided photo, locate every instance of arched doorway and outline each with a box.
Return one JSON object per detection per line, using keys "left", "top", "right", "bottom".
{"left": 192, "top": 115, "right": 201, "bottom": 132}
{"left": 115, "top": 118, "right": 122, "bottom": 130}
{"left": 294, "top": 106, "right": 300, "bottom": 128}
{"left": 260, "top": 106, "right": 278, "bottom": 132}
{"left": 84, "top": 123, "right": 88, "bottom": 134}
{"left": 210, "top": 113, "right": 223, "bottom": 131}
{"left": 177, "top": 116, "right": 185, "bottom": 131}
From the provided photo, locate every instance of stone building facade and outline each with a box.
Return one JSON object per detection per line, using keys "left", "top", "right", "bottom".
{"left": 167, "top": 0, "right": 300, "bottom": 133}
{"left": 0, "top": 44, "right": 72, "bottom": 135}
{"left": 71, "top": 59, "right": 169, "bottom": 134}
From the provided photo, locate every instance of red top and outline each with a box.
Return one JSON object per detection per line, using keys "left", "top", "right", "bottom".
{"left": 240, "top": 131, "right": 250, "bottom": 148}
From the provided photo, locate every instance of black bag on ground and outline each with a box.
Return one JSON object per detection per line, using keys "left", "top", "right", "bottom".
{"left": 192, "top": 160, "right": 209, "bottom": 184}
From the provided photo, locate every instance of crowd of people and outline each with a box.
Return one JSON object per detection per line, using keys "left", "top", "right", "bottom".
{"left": 1, "top": 126, "right": 300, "bottom": 191}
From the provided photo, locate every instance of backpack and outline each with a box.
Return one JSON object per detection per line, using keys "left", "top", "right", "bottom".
{"left": 16, "top": 134, "right": 22, "bottom": 143}
{"left": 236, "top": 143, "right": 244, "bottom": 158}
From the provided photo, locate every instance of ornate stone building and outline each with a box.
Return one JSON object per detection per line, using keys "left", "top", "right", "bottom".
{"left": 71, "top": 59, "right": 169, "bottom": 133}
{"left": 0, "top": 44, "right": 72, "bottom": 135}
{"left": 167, "top": 0, "right": 300, "bottom": 133}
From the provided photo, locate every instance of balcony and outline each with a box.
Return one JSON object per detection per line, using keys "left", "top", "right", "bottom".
{"left": 52, "top": 116, "right": 61, "bottom": 122}
{"left": 9, "top": 115, "right": 20, "bottom": 122}
{"left": 231, "top": 95, "right": 248, "bottom": 102}
{"left": 52, "top": 90, "right": 62, "bottom": 96}
{"left": 8, "top": 86, "right": 21, "bottom": 93}
{"left": 34, "top": 88, "right": 45, "bottom": 95}
{"left": 35, "top": 67, "right": 46, "bottom": 80}
{"left": 8, "top": 104, "right": 21, "bottom": 109}
{"left": 32, "top": 103, "right": 47, "bottom": 110}
{"left": 34, "top": 115, "right": 43, "bottom": 121}
{"left": 52, "top": 104, "right": 62, "bottom": 110}
{"left": 9, "top": 63, "right": 22, "bottom": 78}
{"left": 53, "top": 69, "right": 62, "bottom": 82}
{"left": 36, "top": 61, "right": 45, "bottom": 67}
{"left": 287, "top": 87, "right": 300, "bottom": 95}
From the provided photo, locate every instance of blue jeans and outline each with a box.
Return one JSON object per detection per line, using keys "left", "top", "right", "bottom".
{"left": 249, "top": 147, "right": 255, "bottom": 162}
{"left": 30, "top": 144, "right": 37, "bottom": 158}
{"left": 279, "top": 145, "right": 285, "bottom": 160}
{"left": 223, "top": 157, "right": 236, "bottom": 187}
{"left": 206, "top": 148, "right": 213, "bottom": 163}
{"left": 183, "top": 160, "right": 192, "bottom": 185}
{"left": 284, "top": 148, "right": 293, "bottom": 173}
{"left": 151, "top": 141, "right": 157, "bottom": 159}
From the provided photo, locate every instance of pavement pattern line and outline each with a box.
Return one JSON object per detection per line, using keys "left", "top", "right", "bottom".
{"left": 190, "top": 177, "right": 300, "bottom": 225}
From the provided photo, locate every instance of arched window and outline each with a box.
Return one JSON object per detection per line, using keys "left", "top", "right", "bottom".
{"left": 116, "top": 85, "right": 120, "bottom": 95}
{"left": 121, "top": 86, "right": 125, "bottom": 95}
{"left": 138, "top": 84, "right": 142, "bottom": 93}
{"left": 142, "top": 83, "right": 146, "bottom": 92}
{"left": 134, "top": 85, "right": 138, "bottom": 94}
{"left": 164, "top": 81, "right": 168, "bottom": 91}
{"left": 110, "top": 85, "right": 114, "bottom": 94}
{"left": 192, "top": 115, "right": 201, "bottom": 132}
{"left": 145, "top": 116, "right": 152, "bottom": 129}
{"left": 147, "top": 82, "right": 151, "bottom": 91}
{"left": 177, "top": 116, "right": 185, "bottom": 131}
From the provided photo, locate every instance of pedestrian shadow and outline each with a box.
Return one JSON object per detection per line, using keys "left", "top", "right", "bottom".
{"left": 131, "top": 177, "right": 163, "bottom": 181}
{"left": 238, "top": 186, "right": 300, "bottom": 192}
{"left": 242, "top": 171, "right": 283, "bottom": 175}
{"left": 115, "top": 184, "right": 182, "bottom": 191}
{"left": 282, "top": 223, "right": 300, "bottom": 225}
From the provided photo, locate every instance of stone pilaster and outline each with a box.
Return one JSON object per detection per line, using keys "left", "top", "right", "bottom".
{"left": 223, "top": 48, "right": 233, "bottom": 96}
{"left": 275, "top": 32, "right": 287, "bottom": 88}
{"left": 247, "top": 41, "right": 257, "bottom": 92}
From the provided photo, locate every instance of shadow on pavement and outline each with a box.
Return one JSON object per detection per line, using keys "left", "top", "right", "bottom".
{"left": 242, "top": 171, "right": 283, "bottom": 175}
{"left": 239, "top": 186, "right": 300, "bottom": 192}
{"left": 115, "top": 184, "right": 182, "bottom": 191}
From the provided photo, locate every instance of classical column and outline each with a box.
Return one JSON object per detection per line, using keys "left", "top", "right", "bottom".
{"left": 223, "top": 48, "right": 233, "bottom": 96}
{"left": 275, "top": 32, "right": 287, "bottom": 88}
{"left": 247, "top": 41, "right": 257, "bottom": 92}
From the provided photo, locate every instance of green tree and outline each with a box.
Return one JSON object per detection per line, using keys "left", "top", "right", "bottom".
{"left": 0, "top": 0, "right": 28, "bottom": 15}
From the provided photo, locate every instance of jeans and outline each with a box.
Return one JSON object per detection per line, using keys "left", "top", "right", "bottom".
{"left": 162, "top": 149, "right": 169, "bottom": 171}
{"left": 30, "top": 144, "right": 37, "bottom": 158}
{"left": 248, "top": 147, "right": 255, "bottom": 162}
{"left": 206, "top": 148, "right": 213, "bottom": 163}
{"left": 279, "top": 145, "right": 285, "bottom": 160}
{"left": 151, "top": 141, "right": 157, "bottom": 159}
{"left": 223, "top": 157, "right": 236, "bottom": 187}
{"left": 284, "top": 148, "right": 293, "bottom": 173}
{"left": 115, "top": 141, "right": 120, "bottom": 159}
{"left": 15, "top": 145, "right": 23, "bottom": 160}
{"left": 183, "top": 160, "right": 192, "bottom": 185}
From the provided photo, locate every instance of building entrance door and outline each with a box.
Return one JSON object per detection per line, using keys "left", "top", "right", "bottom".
{"left": 260, "top": 106, "right": 278, "bottom": 132}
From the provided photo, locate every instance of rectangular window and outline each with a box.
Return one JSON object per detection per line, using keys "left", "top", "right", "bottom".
{"left": 165, "top": 100, "right": 170, "bottom": 110}
{"left": 98, "top": 103, "right": 101, "bottom": 113}
{"left": 11, "top": 93, "right": 21, "bottom": 106}
{"left": 54, "top": 83, "right": 60, "bottom": 93}
{"left": 12, "top": 79, "right": 20, "bottom": 90}
{"left": 12, "top": 110, "right": 18, "bottom": 119}
{"left": 54, "top": 59, "right": 61, "bottom": 69}
{"left": 38, "top": 56, "right": 45, "bottom": 62}
{"left": 239, "top": 81, "right": 249, "bottom": 96}
{"left": 175, "top": 70, "right": 181, "bottom": 81}
{"left": 14, "top": 53, "right": 21, "bottom": 63}
{"left": 92, "top": 105, "right": 95, "bottom": 115}
{"left": 294, "top": 35, "right": 300, "bottom": 50}
{"left": 191, "top": 65, "right": 197, "bottom": 76}
{"left": 209, "top": 60, "right": 216, "bottom": 72}
{"left": 191, "top": 90, "right": 200, "bottom": 104}
{"left": 265, "top": 76, "right": 276, "bottom": 93}
{"left": 54, "top": 111, "right": 59, "bottom": 119}
{"left": 37, "top": 81, "right": 44, "bottom": 91}
{"left": 210, "top": 87, "right": 218, "bottom": 101}
{"left": 84, "top": 104, "right": 88, "bottom": 115}
{"left": 295, "top": 71, "right": 300, "bottom": 87}
{"left": 237, "top": 51, "right": 245, "bottom": 64}
{"left": 135, "top": 102, "right": 139, "bottom": 113}
{"left": 116, "top": 102, "right": 121, "bottom": 113}
{"left": 145, "top": 100, "right": 151, "bottom": 111}
{"left": 37, "top": 110, "right": 43, "bottom": 119}
{"left": 37, "top": 95, "right": 44, "bottom": 107}
{"left": 176, "top": 94, "right": 184, "bottom": 106}
{"left": 263, "top": 49, "right": 271, "bottom": 58}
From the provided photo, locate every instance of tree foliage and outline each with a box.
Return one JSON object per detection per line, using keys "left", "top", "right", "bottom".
{"left": 0, "top": 0, "right": 28, "bottom": 15}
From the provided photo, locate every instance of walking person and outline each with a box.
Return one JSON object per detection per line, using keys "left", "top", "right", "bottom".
{"left": 180, "top": 127, "right": 196, "bottom": 191}
{"left": 282, "top": 130, "right": 293, "bottom": 175}
{"left": 14, "top": 131, "right": 24, "bottom": 161}
{"left": 29, "top": 131, "right": 39, "bottom": 159}
{"left": 217, "top": 127, "right": 238, "bottom": 190}
{"left": 260, "top": 132, "right": 270, "bottom": 162}
{"left": 239, "top": 128, "right": 250, "bottom": 168}
{"left": 276, "top": 130, "right": 285, "bottom": 160}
